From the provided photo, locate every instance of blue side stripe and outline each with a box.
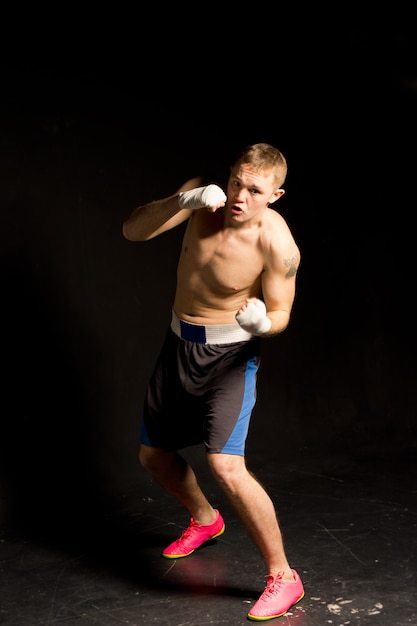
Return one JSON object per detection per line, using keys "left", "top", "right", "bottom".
{"left": 222, "top": 356, "right": 258, "bottom": 454}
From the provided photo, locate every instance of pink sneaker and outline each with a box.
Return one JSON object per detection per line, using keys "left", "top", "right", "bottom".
{"left": 162, "top": 509, "right": 225, "bottom": 558}
{"left": 247, "top": 570, "right": 304, "bottom": 621}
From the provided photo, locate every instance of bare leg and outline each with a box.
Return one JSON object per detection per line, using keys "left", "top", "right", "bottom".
{"left": 139, "top": 445, "right": 294, "bottom": 581}
{"left": 138, "top": 444, "right": 217, "bottom": 525}
{"left": 207, "top": 452, "right": 294, "bottom": 581}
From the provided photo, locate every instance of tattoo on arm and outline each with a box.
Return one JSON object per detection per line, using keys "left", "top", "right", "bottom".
{"left": 284, "top": 256, "right": 299, "bottom": 278}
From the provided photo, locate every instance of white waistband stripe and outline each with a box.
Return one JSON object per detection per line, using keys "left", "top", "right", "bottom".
{"left": 171, "top": 310, "right": 253, "bottom": 344}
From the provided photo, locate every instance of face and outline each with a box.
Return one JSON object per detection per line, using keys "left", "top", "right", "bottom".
{"left": 226, "top": 163, "right": 284, "bottom": 224}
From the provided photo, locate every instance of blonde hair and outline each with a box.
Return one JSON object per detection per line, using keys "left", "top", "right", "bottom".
{"left": 234, "top": 143, "right": 288, "bottom": 188}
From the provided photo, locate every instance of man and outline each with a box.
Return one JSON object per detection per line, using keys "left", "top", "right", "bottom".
{"left": 122, "top": 143, "right": 304, "bottom": 620}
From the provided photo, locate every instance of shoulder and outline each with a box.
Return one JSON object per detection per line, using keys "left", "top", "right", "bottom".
{"left": 262, "top": 209, "right": 299, "bottom": 248}
{"left": 260, "top": 209, "right": 301, "bottom": 271}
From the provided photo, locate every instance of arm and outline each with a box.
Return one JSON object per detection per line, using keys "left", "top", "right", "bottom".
{"left": 261, "top": 243, "right": 300, "bottom": 336}
{"left": 236, "top": 218, "right": 301, "bottom": 337}
{"left": 122, "top": 177, "right": 202, "bottom": 242}
{"left": 122, "top": 178, "right": 227, "bottom": 242}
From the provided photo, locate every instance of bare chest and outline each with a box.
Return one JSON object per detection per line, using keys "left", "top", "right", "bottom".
{"left": 179, "top": 227, "right": 264, "bottom": 294}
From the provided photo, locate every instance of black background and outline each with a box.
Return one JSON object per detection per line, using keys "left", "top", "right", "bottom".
{"left": 1, "top": 13, "right": 416, "bottom": 535}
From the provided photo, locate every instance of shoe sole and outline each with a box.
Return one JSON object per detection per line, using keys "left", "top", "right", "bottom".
{"left": 162, "top": 525, "right": 225, "bottom": 559}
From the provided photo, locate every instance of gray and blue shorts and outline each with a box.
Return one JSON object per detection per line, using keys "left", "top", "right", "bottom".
{"left": 139, "top": 311, "right": 261, "bottom": 455}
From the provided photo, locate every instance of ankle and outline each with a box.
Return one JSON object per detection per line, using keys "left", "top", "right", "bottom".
{"left": 193, "top": 508, "right": 218, "bottom": 526}
{"left": 269, "top": 569, "right": 295, "bottom": 583}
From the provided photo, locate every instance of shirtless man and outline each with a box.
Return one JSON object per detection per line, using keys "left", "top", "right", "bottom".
{"left": 122, "top": 143, "right": 304, "bottom": 620}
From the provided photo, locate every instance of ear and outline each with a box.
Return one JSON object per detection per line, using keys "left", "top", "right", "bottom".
{"left": 269, "top": 188, "right": 285, "bottom": 204}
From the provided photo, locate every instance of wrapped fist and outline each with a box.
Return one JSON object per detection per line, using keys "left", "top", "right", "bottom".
{"left": 178, "top": 184, "right": 227, "bottom": 210}
{"left": 236, "top": 299, "right": 271, "bottom": 335}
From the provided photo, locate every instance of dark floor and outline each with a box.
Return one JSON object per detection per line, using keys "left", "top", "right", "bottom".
{"left": 1, "top": 442, "right": 416, "bottom": 626}
{"left": 1, "top": 25, "right": 417, "bottom": 625}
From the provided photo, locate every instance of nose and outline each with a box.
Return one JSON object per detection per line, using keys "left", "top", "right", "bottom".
{"left": 233, "top": 187, "right": 246, "bottom": 202}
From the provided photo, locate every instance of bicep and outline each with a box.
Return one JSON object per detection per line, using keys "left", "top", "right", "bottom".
{"left": 262, "top": 269, "right": 297, "bottom": 314}
{"left": 262, "top": 243, "right": 300, "bottom": 313}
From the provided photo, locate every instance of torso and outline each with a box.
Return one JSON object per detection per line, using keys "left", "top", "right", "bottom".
{"left": 173, "top": 209, "right": 265, "bottom": 324}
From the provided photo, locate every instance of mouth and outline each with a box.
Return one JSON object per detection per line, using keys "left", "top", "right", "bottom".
{"left": 231, "top": 205, "right": 243, "bottom": 215}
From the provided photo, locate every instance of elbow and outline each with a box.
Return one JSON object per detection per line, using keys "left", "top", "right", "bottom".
{"left": 122, "top": 220, "right": 146, "bottom": 242}
{"left": 122, "top": 220, "right": 134, "bottom": 241}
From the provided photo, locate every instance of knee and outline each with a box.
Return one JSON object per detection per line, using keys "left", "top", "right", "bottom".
{"left": 138, "top": 444, "right": 175, "bottom": 476}
{"left": 138, "top": 444, "right": 158, "bottom": 472}
{"left": 207, "top": 453, "right": 246, "bottom": 490}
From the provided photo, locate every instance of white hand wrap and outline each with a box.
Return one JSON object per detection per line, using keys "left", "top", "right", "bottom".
{"left": 178, "top": 184, "right": 227, "bottom": 210}
{"left": 236, "top": 299, "right": 271, "bottom": 335}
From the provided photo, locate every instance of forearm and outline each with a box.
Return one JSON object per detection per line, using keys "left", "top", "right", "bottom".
{"left": 122, "top": 194, "right": 189, "bottom": 241}
{"left": 236, "top": 298, "right": 292, "bottom": 337}
{"left": 264, "top": 309, "right": 291, "bottom": 336}
{"left": 122, "top": 181, "right": 226, "bottom": 242}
